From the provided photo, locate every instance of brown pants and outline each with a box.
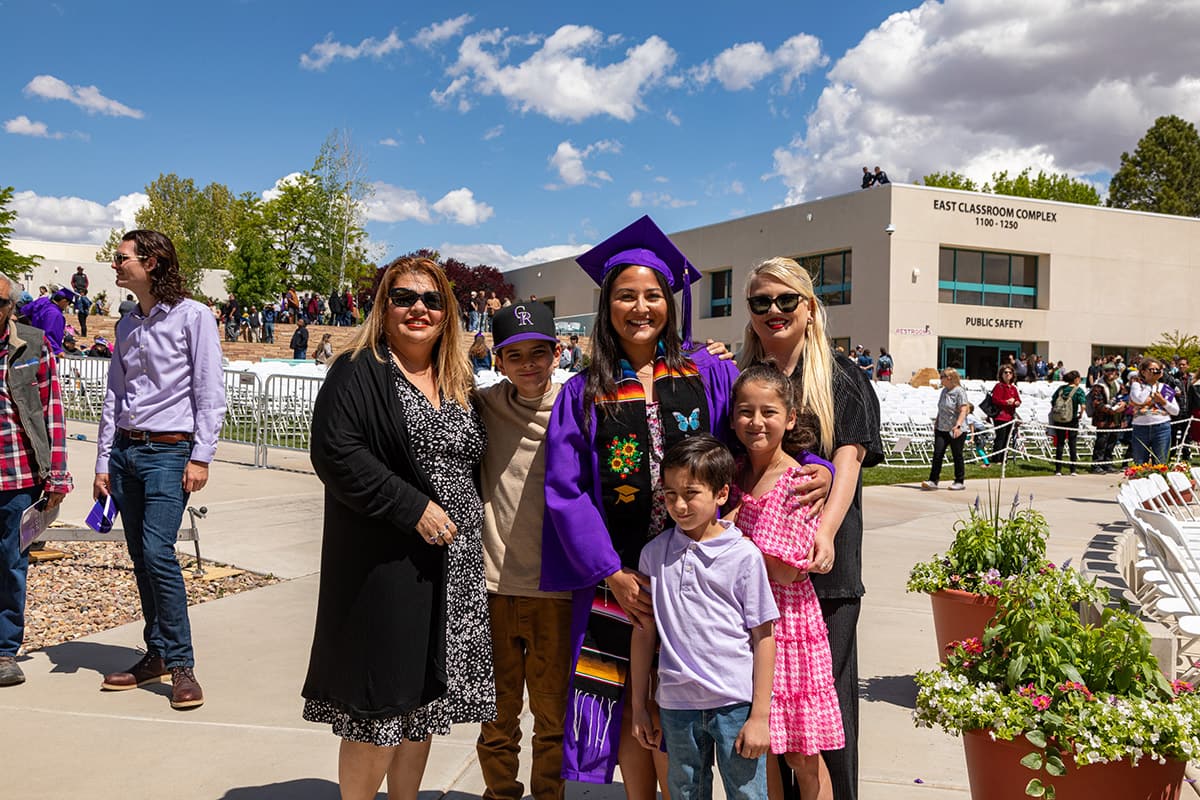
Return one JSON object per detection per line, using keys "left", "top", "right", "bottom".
{"left": 478, "top": 593, "right": 573, "bottom": 800}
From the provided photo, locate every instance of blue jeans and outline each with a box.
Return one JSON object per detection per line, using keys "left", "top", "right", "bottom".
{"left": 0, "top": 488, "right": 40, "bottom": 656}
{"left": 263, "top": 321, "right": 274, "bottom": 343}
{"left": 109, "top": 438, "right": 194, "bottom": 668}
{"left": 660, "top": 704, "right": 767, "bottom": 800}
{"left": 1132, "top": 422, "right": 1170, "bottom": 465}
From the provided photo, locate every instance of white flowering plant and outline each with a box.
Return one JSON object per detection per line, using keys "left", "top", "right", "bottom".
{"left": 907, "top": 487, "right": 1052, "bottom": 596}
{"left": 914, "top": 569, "right": 1200, "bottom": 798}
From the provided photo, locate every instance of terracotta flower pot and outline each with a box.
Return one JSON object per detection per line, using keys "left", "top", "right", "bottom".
{"left": 962, "top": 729, "right": 1184, "bottom": 800}
{"left": 929, "top": 589, "right": 998, "bottom": 661}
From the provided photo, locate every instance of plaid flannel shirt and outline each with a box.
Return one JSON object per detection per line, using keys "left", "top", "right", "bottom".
{"left": 0, "top": 332, "right": 73, "bottom": 494}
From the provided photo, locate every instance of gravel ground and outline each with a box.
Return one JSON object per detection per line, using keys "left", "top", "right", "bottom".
{"left": 21, "top": 541, "right": 279, "bottom": 654}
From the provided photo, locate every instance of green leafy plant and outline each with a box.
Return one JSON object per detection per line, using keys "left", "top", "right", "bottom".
{"left": 907, "top": 485, "right": 1052, "bottom": 596}
{"left": 914, "top": 569, "right": 1199, "bottom": 797}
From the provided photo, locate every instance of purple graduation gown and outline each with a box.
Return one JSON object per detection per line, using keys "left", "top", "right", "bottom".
{"left": 540, "top": 348, "right": 832, "bottom": 783}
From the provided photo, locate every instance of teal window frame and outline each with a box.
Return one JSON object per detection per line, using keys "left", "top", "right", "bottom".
{"left": 937, "top": 248, "right": 1038, "bottom": 308}
{"left": 796, "top": 250, "right": 852, "bottom": 306}
{"left": 709, "top": 268, "right": 733, "bottom": 318}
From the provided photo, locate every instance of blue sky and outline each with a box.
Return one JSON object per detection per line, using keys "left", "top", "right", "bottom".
{"left": 3, "top": 0, "right": 1198, "bottom": 269}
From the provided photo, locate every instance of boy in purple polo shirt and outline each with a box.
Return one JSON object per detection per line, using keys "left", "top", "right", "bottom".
{"left": 629, "top": 435, "right": 777, "bottom": 800}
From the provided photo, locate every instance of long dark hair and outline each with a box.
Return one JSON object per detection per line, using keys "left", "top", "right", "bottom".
{"left": 583, "top": 263, "right": 690, "bottom": 422}
{"left": 123, "top": 230, "right": 187, "bottom": 306}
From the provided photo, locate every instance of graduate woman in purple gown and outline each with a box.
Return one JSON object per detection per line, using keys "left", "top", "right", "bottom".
{"left": 540, "top": 217, "right": 830, "bottom": 799}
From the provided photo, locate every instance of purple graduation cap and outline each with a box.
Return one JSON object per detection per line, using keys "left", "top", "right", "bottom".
{"left": 52, "top": 287, "right": 77, "bottom": 303}
{"left": 576, "top": 215, "right": 703, "bottom": 346}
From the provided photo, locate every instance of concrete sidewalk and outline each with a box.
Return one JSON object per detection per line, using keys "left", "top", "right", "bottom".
{"left": 5, "top": 429, "right": 1146, "bottom": 799}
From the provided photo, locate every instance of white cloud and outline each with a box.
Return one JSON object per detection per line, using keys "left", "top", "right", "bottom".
{"left": 261, "top": 172, "right": 306, "bottom": 202}
{"left": 379, "top": 137, "right": 400, "bottom": 147}
{"left": 9, "top": 190, "right": 147, "bottom": 244}
{"left": 435, "top": 25, "right": 677, "bottom": 122}
{"left": 23, "top": 74, "right": 144, "bottom": 118}
{"left": 412, "top": 14, "right": 474, "bottom": 48}
{"left": 770, "top": 0, "right": 1200, "bottom": 203}
{"left": 628, "top": 190, "right": 696, "bottom": 209}
{"left": 432, "top": 188, "right": 494, "bottom": 225}
{"left": 664, "top": 109, "right": 681, "bottom": 126}
{"left": 5, "top": 115, "right": 61, "bottom": 139}
{"left": 653, "top": 175, "right": 670, "bottom": 184}
{"left": 692, "top": 34, "right": 826, "bottom": 92}
{"left": 547, "top": 139, "right": 621, "bottom": 187}
{"left": 439, "top": 241, "right": 588, "bottom": 271}
{"left": 482, "top": 124, "right": 504, "bottom": 140}
{"left": 365, "top": 181, "right": 432, "bottom": 223}
{"left": 300, "top": 29, "right": 403, "bottom": 70}
{"left": 729, "top": 180, "right": 745, "bottom": 195}
{"left": 365, "top": 183, "right": 493, "bottom": 226}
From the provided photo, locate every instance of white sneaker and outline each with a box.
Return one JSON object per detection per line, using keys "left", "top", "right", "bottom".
{"left": 948, "top": 482, "right": 966, "bottom": 491}
{"left": 921, "top": 480, "right": 938, "bottom": 490}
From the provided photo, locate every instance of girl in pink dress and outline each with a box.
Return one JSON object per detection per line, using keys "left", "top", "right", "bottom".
{"left": 728, "top": 364, "right": 844, "bottom": 800}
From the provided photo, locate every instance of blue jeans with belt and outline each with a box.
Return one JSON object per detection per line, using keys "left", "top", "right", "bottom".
{"left": 0, "top": 487, "right": 40, "bottom": 656}
{"left": 109, "top": 437, "right": 194, "bottom": 668}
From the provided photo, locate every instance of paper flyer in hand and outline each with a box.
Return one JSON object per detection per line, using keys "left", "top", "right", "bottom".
{"left": 19, "top": 498, "right": 60, "bottom": 552}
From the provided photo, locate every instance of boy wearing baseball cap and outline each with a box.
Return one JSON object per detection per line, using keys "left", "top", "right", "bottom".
{"left": 476, "top": 301, "right": 574, "bottom": 800}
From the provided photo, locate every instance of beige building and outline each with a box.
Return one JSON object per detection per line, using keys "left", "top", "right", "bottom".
{"left": 508, "top": 183, "right": 1200, "bottom": 380}
{"left": 9, "top": 238, "right": 230, "bottom": 312}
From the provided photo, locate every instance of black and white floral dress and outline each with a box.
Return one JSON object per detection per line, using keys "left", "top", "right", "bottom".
{"left": 303, "top": 364, "right": 495, "bottom": 744}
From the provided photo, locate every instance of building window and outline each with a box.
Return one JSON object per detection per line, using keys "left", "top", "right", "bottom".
{"left": 831, "top": 336, "right": 851, "bottom": 355}
{"left": 709, "top": 269, "right": 733, "bottom": 318}
{"left": 1091, "top": 344, "right": 1144, "bottom": 365}
{"left": 937, "top": 248, "right": 1038, "bottom": 308}
{"left": 795, "top": 250, "right": 852, "bottom": 306}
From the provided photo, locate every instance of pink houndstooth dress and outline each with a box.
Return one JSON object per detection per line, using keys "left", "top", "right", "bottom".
{"left": 731, "top": 466, "right": 845, "bottom": 755}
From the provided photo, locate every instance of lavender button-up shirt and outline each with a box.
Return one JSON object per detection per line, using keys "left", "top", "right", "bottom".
{"left": 95, "top": 298, "right": 226, "bottom": 473}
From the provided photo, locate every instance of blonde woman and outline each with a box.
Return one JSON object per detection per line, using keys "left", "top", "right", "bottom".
{"left": 302, "top": 257, "right": 494, "bottom": 800}
{"left": 921, "top": 369, "right": 969, "bottom": 491}
{"left": 738, "top": 257, "right": 883, "bottom": 800}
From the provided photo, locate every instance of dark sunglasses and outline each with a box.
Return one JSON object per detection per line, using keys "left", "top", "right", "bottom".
{"left": 0, "top": 298, "right": 11, "bottom": 309}
{"left": 388, "top": 288, "right": 445, "bottom": 311}
{"left": 1145, "top": 367, "right": 1162, "bottom": 374}
{"left": 747, "top": 293, "right": 803, "bottom": 315}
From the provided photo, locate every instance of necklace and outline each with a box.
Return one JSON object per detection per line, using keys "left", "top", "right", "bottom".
{"left": 744, "top": 451, "right": 788, "bottom": 491}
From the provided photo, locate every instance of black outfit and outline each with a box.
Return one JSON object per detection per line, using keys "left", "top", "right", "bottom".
{"left": 302, "top": 346, "right": 494, "bottom": 743}
{"left": 930, "top": 428, "right": 966, "bottom": 483}
{"left": 781, "top": 352, "right": 883, "bottom": 800}
{"left": 290, "top": 326, "right": 309, "bottom": 360}
{"left": 873, "top": 169, "right": 889, "bottom": 185}
{"left": 860, "top": 171, "right": 874, "bottom": 189}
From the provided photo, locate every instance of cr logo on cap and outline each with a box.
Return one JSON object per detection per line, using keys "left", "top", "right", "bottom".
{"left": 514, "top": 305, "right": 533, "bottom": 326}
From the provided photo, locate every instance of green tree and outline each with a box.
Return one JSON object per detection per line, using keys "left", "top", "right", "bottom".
{"left": 134, "top": 173, "right": 237, "bottom": 292}
{"left": 922, "top": 168, "right": 1099, "bottom": 204}
{"left": 985, "top": 168, "right": 1100, "bottom": 205}
{"left": 1107, "top": 115, "right": 1200, "bottom": 217}
{"left": 1144, "top": 329, "right": 1200, "bottom": 368}
{"left": 0, "top": 186, "right": 41, "bottom": 280}
{"left": 921, "top": 171, "right": 978, "bottom": 191}
{"left": 95, "top": 227, "right": 122, "bottom": 265}
{"left": 225, "top": 193, "right": 282, "bottom": 305}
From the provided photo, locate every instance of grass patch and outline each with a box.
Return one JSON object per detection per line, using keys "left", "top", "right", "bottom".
{"left": 863, "top": 459, "right": 1101, "bottom": 487}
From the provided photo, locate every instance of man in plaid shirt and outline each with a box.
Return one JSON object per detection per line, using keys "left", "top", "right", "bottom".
{"left": 0, "top": 273, "right": 73, "bottom": 687}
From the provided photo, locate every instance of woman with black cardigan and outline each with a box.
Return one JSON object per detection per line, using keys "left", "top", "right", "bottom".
{"left": 302, "top": 257, "right": 494, "bottom": 800}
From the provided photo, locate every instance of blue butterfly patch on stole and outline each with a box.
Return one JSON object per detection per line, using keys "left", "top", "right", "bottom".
{"left": 672, "top": 408, "right": 700, "bottom": 431}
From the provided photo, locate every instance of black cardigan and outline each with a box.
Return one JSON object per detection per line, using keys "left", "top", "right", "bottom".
{"left": 302, "top": 346, "right": 449, "bottom": 718}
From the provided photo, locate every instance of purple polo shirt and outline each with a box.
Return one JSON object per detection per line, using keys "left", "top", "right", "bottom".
{"left": 96, "top": 298, "right": 227, "bottom": 472}
{"left": 639, "top": 520, "right": 778, "bottom": 711}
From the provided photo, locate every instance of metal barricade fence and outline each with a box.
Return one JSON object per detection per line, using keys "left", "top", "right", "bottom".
{"left": 60, "top": 355, "right": 111, "bottom": 423}
{"left": 60, "top": 360, "right": 326, "bottom": 470}
{"left": 260, "top": 374, "right": 324, "bottom": 467}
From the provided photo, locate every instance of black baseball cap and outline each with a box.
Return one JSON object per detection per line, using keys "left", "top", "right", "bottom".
{"left": 491, "top": 301, "right": 558, "bottom": 352}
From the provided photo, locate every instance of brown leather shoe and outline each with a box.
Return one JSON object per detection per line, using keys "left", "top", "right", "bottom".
{"left": 0, "top": 655, "right": 25, "bottom": 686}
{"left": 101, "top": 652, "right": 169, "bottom": 690}
{"left": 169, "top": 666, "right": 204, "bottom": 709}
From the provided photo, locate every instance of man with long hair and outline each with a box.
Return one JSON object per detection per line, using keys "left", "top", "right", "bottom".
{"left": 93, "top": 230, "right": 226, "bottom": 710}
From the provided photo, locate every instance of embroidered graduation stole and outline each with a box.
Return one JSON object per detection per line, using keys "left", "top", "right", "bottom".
{"left": 593, "top": 347, "right": 709, "bottom": 569}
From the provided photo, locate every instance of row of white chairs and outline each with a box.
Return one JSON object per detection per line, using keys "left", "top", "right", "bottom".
{"left": 1117, "top": 471, "right": 1200, "bottom": 678}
